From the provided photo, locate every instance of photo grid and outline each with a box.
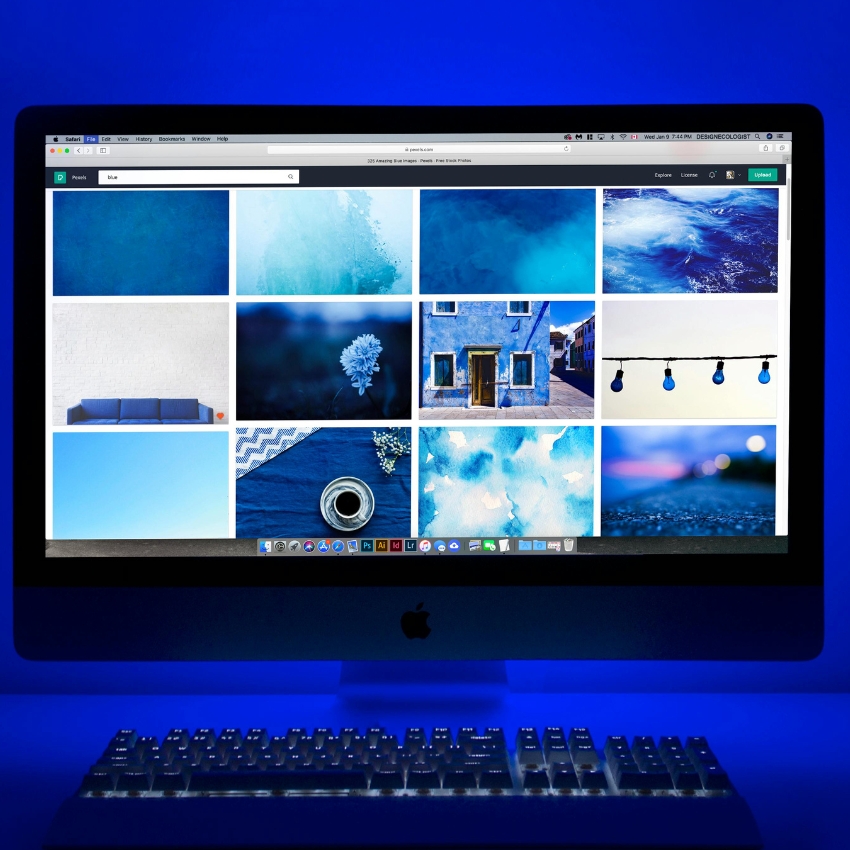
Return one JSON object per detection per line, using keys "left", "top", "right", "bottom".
{"left": 46, "top": 181, "right": 787, "bottom": 545}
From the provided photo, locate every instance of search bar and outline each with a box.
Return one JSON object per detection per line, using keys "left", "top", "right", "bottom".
{"left": 267, "top": 144, "right": 571, "bottom": 155}
{"left": 97, "top": 170, "right": 300, "bottom": 185}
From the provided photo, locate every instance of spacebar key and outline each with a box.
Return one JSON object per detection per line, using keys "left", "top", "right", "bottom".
{"left": 189, "top": 769, "right": 368, "bottom": 791}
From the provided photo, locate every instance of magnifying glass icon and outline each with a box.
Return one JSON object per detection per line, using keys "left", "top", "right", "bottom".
{"left": 288, "top": 173, "right": 294, "bottom": 180}
{"left": 755, "top": 134, "right": 760, "bottom": 140}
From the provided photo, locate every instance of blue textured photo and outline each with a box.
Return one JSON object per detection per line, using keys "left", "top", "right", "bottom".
{"left": 601, "top": 425, "right": 776, "bottom": 536}
{"left": 419, "top": 189, "right": 596, "bottom": 294}
{"left": 237, "top": 190, "right": 412, "bottom": 294}
{"left": 53, "top": 191, "right": 229, "bottom": 296}
{"left": 603, "top": 188, "right": 779, "bottom": 293}
{"left": 235, "top": 428, "right": 411, "bottom": 538}
{"left": 419, "top": 426, "right": 594, "bottom": 537}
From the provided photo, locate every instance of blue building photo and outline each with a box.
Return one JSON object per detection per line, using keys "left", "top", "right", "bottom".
{"left": 419, "top": 301, "right": 595, "bottom": 419}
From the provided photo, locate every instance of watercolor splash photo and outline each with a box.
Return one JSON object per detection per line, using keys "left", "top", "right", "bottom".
{"left": 419, "top": 425, "right": 594, "bottom": 537}
{"left": 419, "top": 189, "right": 596, "bottom": 294}
{"left": 236, "top": 189, "right": 412, "bottom": 295}
{"left": 236, "top": 302, "right": 412, "bottom": 421}
{"left": 602, "top": 187, "right": 778, "bottom": 293}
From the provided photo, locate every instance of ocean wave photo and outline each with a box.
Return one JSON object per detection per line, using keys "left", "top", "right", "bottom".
{"left": 602, "top": 188, "right": 778, "bottom": 293}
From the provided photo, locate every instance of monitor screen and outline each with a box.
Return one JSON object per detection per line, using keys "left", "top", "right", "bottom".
{"left": 14, "top": 105, "right": 824, "bottom": 661}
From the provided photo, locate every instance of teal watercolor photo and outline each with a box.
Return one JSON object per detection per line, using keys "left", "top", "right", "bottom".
{"left": 237, "top": 189, "right": 413, "bottom": 294}
{"left": 419, "top": 426, "right": 594, "bottom": 537}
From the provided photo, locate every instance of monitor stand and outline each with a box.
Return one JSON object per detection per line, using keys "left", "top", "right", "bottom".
{"left": 336, "top": 661, "right": 509, "bottom": 711}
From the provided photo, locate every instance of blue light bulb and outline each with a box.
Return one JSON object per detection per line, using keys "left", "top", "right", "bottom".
{"left": 663, "top": 367, "right": 675, "bottom": 391}
{"left": 758, "top": 360, "right": 771, "bottom": 384}
{"left": 610, "top": 369, "right": 624, "bottom": 393}
{"left": 712, "top": 360, "right": 725, "bottom": 385}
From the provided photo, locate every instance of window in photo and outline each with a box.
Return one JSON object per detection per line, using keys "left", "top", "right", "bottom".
{"left": 510, "top": 352, "right": 534, "bottom": 388}
{"left": 432, "top": 353, "right": 456, "bottom": 388}
{"left": 433, "top": 302, "right": 458, "bottom": 315}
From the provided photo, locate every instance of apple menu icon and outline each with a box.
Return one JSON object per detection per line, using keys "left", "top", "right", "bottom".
{"left": 400, "top": 602, "right": 431, "bottom": 639}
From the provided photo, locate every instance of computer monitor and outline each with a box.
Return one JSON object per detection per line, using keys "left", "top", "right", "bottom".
{"left": 14, "top": 104, "right": 823, "bottom": 661}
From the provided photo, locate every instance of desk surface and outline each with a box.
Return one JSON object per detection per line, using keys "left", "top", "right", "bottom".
{"left": 2, "top": 692, "right": 847, "bottom": 849}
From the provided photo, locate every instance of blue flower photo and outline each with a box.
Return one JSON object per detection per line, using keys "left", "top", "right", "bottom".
{"left": 237, "top": 302, "right": 412, "bottom": 420}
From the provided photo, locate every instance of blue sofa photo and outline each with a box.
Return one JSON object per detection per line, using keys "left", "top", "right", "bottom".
{"left": 66, "top": 398, "right": 214, "bottom": 425}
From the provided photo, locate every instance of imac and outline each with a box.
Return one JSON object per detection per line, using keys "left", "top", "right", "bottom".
{"left": 15, "top": 104, "right": 823, "bottom": 663}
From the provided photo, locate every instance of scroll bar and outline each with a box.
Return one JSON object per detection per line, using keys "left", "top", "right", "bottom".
{"left": 786, "top": 178, "right": 791, "bottom": 240}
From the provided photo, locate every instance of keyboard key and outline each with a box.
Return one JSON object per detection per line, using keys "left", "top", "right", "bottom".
{"left": 550, "top": 766, "right": 580, "bottom": 790}
{"left": 81, "top": 769, "right": 116, "bottom": 792}
{"left": 407, "top": 767, "right": 441, "bottom": 789}
{"left": 578, "top": 769, "right": 609, "bottom": 791}
{"left": 443, "top": 768, "right": 477, "bottom": 789}
{"left": 478, "top": 769, "right": 513, "bottom": 790}
{"left": 698, "top": 764, "right": 732, "bottom": 790}
{"left": 151, "top": 769, "right": 187, "bottom": 792}
{"left": 116, "top": 771, "right": 151, "bottom": 792}
{"left": 370, "top": 767, "right": 404, "bottom": 790}
{"left": 522, "top": 770, "right": 550, "bottom": 790}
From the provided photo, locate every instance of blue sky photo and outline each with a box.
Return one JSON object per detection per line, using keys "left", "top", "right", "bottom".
{"left": 420, "top": 189, "right": 595, "bottom": 294}
{"left": 550, "top": 300, "right": 595, "bottom": 337}
{"left": 53, "top": 432, "right": 229, "bottom": 539}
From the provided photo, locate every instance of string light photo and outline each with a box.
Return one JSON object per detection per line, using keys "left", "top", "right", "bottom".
{"left": 605, "top": 355, "right": 776, "bottom": 393}
{"left": 600, "top": 300, "right": 779, "bottom": 419}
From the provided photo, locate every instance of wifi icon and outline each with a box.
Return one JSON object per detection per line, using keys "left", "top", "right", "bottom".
{"left": 619, "top": 133, "right": 627, "bottom": 140}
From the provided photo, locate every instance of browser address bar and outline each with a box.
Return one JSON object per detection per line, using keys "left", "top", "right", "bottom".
{"left": 267, "top": 144, "right": 571, "bottom": 155}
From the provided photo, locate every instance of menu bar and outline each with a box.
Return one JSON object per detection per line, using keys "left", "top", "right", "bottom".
{"left": 44, "top": 131, "right": 795, "bottom": 145}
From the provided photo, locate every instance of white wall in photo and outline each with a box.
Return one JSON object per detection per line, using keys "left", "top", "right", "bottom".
{"left": 601, "top": 300, "right": 778, "bottom": 420}
{"left": 52, "top": 303, "right": 229, "bottom": 425}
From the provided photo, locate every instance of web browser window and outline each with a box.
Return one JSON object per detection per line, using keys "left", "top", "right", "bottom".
{"left": 43, "top": 131, "right": 791, "bottom": 558}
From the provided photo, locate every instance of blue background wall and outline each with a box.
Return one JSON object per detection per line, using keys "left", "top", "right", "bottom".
{"left": 1, "top": 0, "right": 847, "bottom": 693}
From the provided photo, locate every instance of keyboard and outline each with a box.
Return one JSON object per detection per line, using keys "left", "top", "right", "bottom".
{"left": 44, "top": 725, "right": 763, "bottom": 849}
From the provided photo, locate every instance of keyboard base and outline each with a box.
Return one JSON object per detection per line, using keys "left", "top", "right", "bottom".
{"left": 44, "top": 793, "right": 763, "bottom": 849}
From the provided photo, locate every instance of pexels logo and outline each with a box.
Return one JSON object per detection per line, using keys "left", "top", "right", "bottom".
{"left": 400, "top": 602, "right": 431, "bottom": 639}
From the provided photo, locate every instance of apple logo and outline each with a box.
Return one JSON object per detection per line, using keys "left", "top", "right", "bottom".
{"left": 400, "top": 602, "right": 431, "bottom": 639}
